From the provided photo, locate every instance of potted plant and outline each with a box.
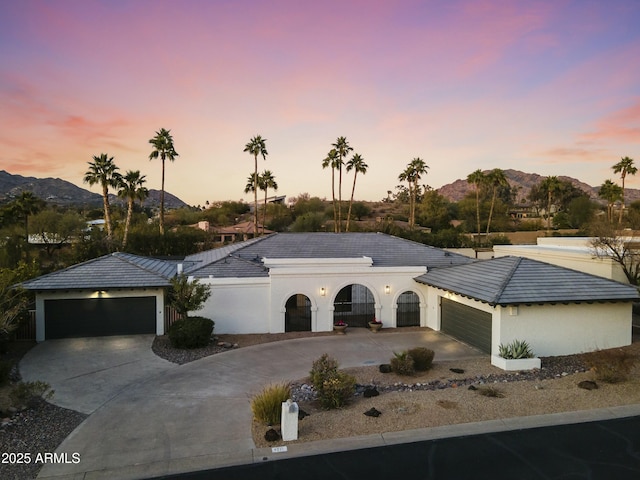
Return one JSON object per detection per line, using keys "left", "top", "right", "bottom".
{"left": 491, "top": 339, "right": 541, "bottom": 371}
{"left": 333, "top": 320, "right": 348, "bottom": 334}
{"left": 368, "top": 318, "right": 383, "bottom": 333}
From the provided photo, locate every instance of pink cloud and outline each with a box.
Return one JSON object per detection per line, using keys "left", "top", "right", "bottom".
{"left": 580, "top": 100, "right": 640, "bottom": 144}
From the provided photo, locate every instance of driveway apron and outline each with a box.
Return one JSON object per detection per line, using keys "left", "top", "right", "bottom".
{"left": 31, "top": 330, "right": 483, "bottom": 480}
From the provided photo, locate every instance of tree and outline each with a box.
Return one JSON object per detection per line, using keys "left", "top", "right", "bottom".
{"left": 84, "top": 154, "right": 121, "bottom": 242}
{"left": 599, "top": 179, "right": 623, "bottom": 223}
{"left": 590, "top": 221, "right": 640, "bottom": 285}
{"left": 10, "top": 191, "right": 45, "bottom": 259}
{"left": 243, "top": 135, "right": 268, "bottom": 236}
{"left": 612, "top": 156, "right": 637, "bottom": 225}
{"left": 331, "top": 137, "right": 353, "bottom": 232}
{"left": 322, "top": 149, "right": 340, "bottom": 232}
{"left": 29, "top": 209, "right": 85, "bottom": 258}
{"left": 259, "top": 170, "right": 278, "bottom": 235}
{"left": 345, "top": 153, "right": 368, "bottom": 232}
{"left": 168, "top": 273, "right": 212, "bottom": 318}
{"left": 485, "top": 169, "right": 508, "bottom": 235}
{"left": 0, "top": 262, "right": 38, "bottom": 348}
{"left": 539, "top": 176, "right": 562, "bottom": 230}
{"left": 398, "top": 158, "right": 429, "bottom": 229}
{"left": 118, "top": 170, "right": 149, "bottom": 249}
{"left": 466, "top": 169, "right": 486, "bottom": 242}
{"left": 149, "top": 128, "right": 179, "bottom": 235}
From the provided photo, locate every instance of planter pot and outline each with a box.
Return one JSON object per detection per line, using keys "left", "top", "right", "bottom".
{"left": 368, "top": 322, "right": 382, "bottom": 333}
{"left": 491, "top": 355, "right": 541, "bottom": 371}
{"left": 333, "top": 325, "right": 348, "bottom": 335}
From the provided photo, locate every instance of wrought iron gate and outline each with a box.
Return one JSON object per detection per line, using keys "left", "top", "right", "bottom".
{"left": 285, "top": 294, "right": 312, "bottom": 332}
{"left": 396, "top": 291, "right": 420, "bottom": 327}
{"left": 333, "top": 284, "right": 375, "bottom": 328}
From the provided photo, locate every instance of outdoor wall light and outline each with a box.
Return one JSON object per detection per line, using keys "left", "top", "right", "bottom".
{"left": 320, "top": 287, "right": 326, "bottom": 296}
{"left": 385, "top": 285, "right": 390, "bottom": 294}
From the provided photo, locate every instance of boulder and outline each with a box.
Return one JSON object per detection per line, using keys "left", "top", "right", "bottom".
{"left": 578, "top": 380, "right": 598, "bottom": 391}
{"left": 264, "top": 428, "right": 280, "bottom": 442}
{"left": 363, "top": 387, "right": 379, "bottom": 398}
{"left": 379, "top": 364, "right": 392, "bottom": 374}
{"left": 364, "top": 407, "right": 382, "bottom": 417}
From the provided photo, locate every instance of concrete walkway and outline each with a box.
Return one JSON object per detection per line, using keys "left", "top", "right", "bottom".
{"left": 21, "top": 329, "right": 481, "bottom": 479}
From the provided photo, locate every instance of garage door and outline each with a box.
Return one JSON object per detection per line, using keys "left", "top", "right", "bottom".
{"left": 45, "top": 297, "right": 156, "bottom": 339}
{"left": 441, "top": 297, "right": 492, "bottom": 353}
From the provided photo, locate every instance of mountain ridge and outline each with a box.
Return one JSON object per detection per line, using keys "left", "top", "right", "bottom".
{"left": 0, "top": 170, "right": 188, "bottom": 209}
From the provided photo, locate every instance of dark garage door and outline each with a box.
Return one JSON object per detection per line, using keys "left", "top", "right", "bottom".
{"left": 441, "top": 297, "right": 492, "bottom": 353}
{"left": 45, "top": 297, "right": 156, "bottom": 339}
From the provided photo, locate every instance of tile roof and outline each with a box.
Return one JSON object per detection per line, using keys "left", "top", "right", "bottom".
{"left": 414, "top": 256, "right": 640, "bottom": 305}
{"left": 196, "top": 232, "right": 472, "bottom": 271}
{"left": 21, "top": 253, "right": 173, "bottom": 290}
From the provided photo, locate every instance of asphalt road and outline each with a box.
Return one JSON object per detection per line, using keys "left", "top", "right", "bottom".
{"left": 154, "top": 416, "right": 640, "bottom": 480}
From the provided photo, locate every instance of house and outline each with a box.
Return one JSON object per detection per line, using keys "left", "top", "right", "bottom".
{"left": 20, "top": 233, "right": 639, "bottom": 358}
{"left": 194, "top": 220, "right": 274, "bottom": 243}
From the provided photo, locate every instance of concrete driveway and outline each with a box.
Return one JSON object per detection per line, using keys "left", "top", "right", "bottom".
{"left": 21, "top": 329, "right": 484, "bottom": 480}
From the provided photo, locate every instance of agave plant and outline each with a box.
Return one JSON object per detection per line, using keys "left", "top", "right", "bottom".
{"left": 498, "top": 339, "right": 534, "bottom": 359}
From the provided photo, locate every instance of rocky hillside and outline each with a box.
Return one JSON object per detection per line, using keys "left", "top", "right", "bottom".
{"left": 437, "top": 169, "right": 640, "bottom": 204}
{"left": 0, "top": 170, "right": 188, "bottom": 209}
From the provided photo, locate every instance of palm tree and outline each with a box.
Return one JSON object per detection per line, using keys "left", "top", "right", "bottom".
{"left": 540, "top": 176, "right": 561, "bottom": 230}
{"left": 599, "top": 179, "right": 623, "bottom": 223}
{"left": 331, "top": 137, "right": 353, "bottom": 232}
{"left": 322, "top": 148, "right": 340, "bottom": 232}
{"left": 612, "top": 156, "right": 637, "bottom": 225}
{"left": 345, "top": 153, "right": 368, "bottom": 232}
{"left": 260, "top": 170, "right": 278, "bottom": 234}
{"left": 399, "top": 158, "right": 429, "bottom": 228}
{"left": 118, "top": 170, "right": 148, "bottom": 249}
{"left": 467, "top": 169, "right": 486, "bottom": 243}
{"left": 148, "top": 128, "right": 179, "bottom": 235}
{"left": 84, "top": 153, "right": 121, "bottom": 241}
{"left": 244, "top": 135, "right": 268, "bottom": 236}
{"left": 485, "top": 168, "right": 508, "bottom": 235}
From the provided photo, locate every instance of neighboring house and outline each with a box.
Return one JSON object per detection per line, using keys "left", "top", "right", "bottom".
{"left": 493, "top": 237, "right": 628, "bottom": 283}
{"left": 194, "top": 220, "right": 274, "bottom": 243}
{"left": 20, "top": 233, "right": 638, "bottom": 358}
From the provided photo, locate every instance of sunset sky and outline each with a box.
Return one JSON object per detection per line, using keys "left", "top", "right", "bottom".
{"left": 2, "top": 0, "right": 639, "bottom": 206}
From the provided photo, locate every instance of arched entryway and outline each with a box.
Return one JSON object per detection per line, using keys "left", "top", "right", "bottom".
{"left": 333, "top": 284, "right": 375, "bottom": 328}
{"left": 396, "top": 291, "right": 420, "bottom": 327}
{"left": 285, "top": 294, "right": 312, "bottom": 332}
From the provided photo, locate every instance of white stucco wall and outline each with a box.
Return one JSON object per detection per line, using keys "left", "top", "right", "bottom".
{"left": 196, "top": 258, "right": 428, "bottom": 334}
{"left": 494, "top": 302, "right": 632, "bottom": 357}
{"left": 195, "top": 278, "right": 270, "bottom": 334}
{"left": 35, "top": 288, "right": 166, "bottom": 341}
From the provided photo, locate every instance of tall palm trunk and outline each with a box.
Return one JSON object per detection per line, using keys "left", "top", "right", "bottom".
{"left": 619, "top": 174, "right": 626, "bottom": 225}
{"left": 475, "top": 187, "right": 481, "bottom": 243}
{"left": 253, "top": 154, "right": 259, "bottom": 236}
{"left": 123, "top": 198, "right": 133, "bottom": 249}
{"left": 346, "top": 171, "right": 359, "bottom": 232}
{"left": 486, "top": 189, "right": 497, "bottom": 235}
{"left": 331, "top": 169, "right": 337, "bottom": 233}
{"left": 338, "top": 165, "right": 343, "bottom": 232}
{"left": 159, "top": 156, "right": 166, "bottom": 235}
{"left": 102, "top": 184, "right": 113, "bottom": 240}
{"left": 262, "top": 187, "right": 268, "bottom": 235}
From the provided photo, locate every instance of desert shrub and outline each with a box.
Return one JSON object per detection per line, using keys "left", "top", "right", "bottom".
{"left": 498, "top": 340, "right": 534, "bottom": 359}
{"left": 583, "top": 349, "right": 636, "bottom": 384}
{"left": 476, "top": 386, "right": 505, "bottom": 398}
{"left": 0, "top": 360, "right": 13, "bottom": 386}
{"left": 251, "top": 383, "right": 291, "bottom": 425}
{"left": 407, "top": 347, "right": 435, "bottom": 371}
{"left": 309, "top": 353, "right": 339, "bottom": 391}
{"left": 168, "top": 316, "right": 214, "bottom": 349}
{"left": 11, "top": 381, "right": 54, "bottom": 408}
{"left": 390, "top": 351, "right": 415, "bottom": 376}
{"left": 309, "top": 354, "right": 356, "bottom": 409}
{"left": 319, "top": 372, "right": 356, "bottom": 409}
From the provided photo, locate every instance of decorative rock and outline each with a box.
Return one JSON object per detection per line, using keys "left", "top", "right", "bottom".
{"left": 450, "top": 368, "right": 465, "bottom": 374}
{"left": 468, "top": 385, "right": 477, "bottom": 391}
{"left": 363, "top": 387, "right": 379, "bottom": 398}
{"left": 578, "top": 380, "right": 598, "bottom": 391}
{"left": 364, "top": 407, "right": 381, "bottom": 417}
{"left": 379, "top": 364, "right": 392, "bottom": 374}
{"left": 298, "top": 408, "right": 309, "bottom": 420}
{"left": 232, "top": 343, "right": 239, "bottom": 348}
{"left": 264, "top": 428, "right": 280, "bottom": 442}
